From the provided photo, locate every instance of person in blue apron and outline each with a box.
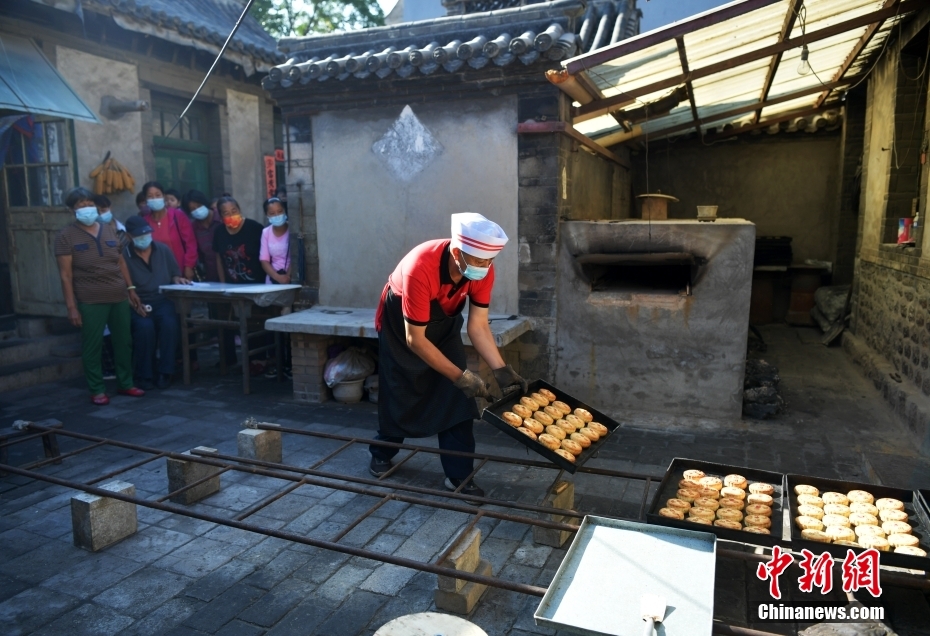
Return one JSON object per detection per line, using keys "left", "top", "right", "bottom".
{"left": 369, "top": 213, "right": 528, "bottom": 500}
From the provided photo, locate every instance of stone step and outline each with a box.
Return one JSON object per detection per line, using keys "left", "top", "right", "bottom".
{"left": 0, "top": 356, "right": 84, "bottom": 393}
{"left": 0, "top": 333, "right": 82, "bottom": 367}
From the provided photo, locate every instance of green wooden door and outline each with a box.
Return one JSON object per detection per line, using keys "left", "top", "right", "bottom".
{"left": 153, "top": 138, "right": 210, "bottom": 196}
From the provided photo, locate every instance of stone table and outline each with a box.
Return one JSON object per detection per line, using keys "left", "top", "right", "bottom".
{"left": 265, "top": 306, "right": 532, "bottom": 403}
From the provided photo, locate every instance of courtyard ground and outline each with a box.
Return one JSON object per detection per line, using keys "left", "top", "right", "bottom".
{"left": 1, "top": 325, "right": 928, "bottom": 635}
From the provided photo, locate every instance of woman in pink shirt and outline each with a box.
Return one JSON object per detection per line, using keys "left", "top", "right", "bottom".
{"left": 259, "top": 197, "right": 291, "bottom": 284}
{"left": 140, "top": 181, "right": 198, "bottom": 280}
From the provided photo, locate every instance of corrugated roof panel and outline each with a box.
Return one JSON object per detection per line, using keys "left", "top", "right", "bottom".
{"left": 565, "top": 0, "right": 914, "bottom": 142}
{"left": 575, "top": 114, "right": 623, "bottom": 137}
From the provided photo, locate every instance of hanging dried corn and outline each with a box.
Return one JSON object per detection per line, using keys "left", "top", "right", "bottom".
{"left": 89, "top": 152, "right": 136, "bottom": 195}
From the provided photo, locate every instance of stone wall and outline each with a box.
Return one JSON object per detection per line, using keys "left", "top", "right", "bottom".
{"left": 854, "top": 260, "right": 930, "bottom": 397}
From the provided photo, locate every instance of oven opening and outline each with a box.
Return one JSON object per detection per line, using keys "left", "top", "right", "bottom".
{"left": 576, "top": 253, "right": 699, "bottom": 296}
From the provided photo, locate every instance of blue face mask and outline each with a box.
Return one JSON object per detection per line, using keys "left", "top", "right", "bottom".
{"left": 268, "top": 214, "right": 287, "bottom": 227}
{"left": 98, "top": 211, "right": 113, "bottom": 224}
{"left": 75, "top": 206, "right": 99, "bottom": 226}
{"left": 456, "top": 253, "right": 490, "bottom": 281}
{"left": 192, "top": 206, "right": 210, "bottom": 221}
{"left": 147, "top": 198, "right": 165, "bottom": 212}
{"left": 133, "top": 234, "right": 153, "bottom": 250}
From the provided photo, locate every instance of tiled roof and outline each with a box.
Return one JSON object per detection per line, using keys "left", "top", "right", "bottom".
{"left": 265, "top": 0, "right": 639, "bottom": 88}
{"left": 34, "top": 0, "right": 284, "bottom": 74}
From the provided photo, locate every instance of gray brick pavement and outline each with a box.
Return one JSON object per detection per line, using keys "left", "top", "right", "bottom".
{"left": 1, "top": 327, "right": 929, "bottom": 634}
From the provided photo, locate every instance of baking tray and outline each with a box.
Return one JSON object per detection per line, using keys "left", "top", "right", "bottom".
{"left": 535, "top": 516, "right": 716, "bottom": 636}
{"left": 646, "top": 458, "right": 787, "bottom": 547}
{"left": 786, "top": 474, "right": 930, "bottom": 571}
{"left": 482, "top": 379, "right": 620, "bottom": 474}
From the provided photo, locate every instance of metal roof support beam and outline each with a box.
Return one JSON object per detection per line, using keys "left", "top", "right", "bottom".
{"left": 518, "top": 120, "right": 631, "bottom": 168}
{"left": 675, "top": 36, "right": 702, "bottom": 137}
{"left": 710, "top": 105, "right": 839, "bottom": 140}
{"left": 815, "top": 0, "right": 899, "bottom": 108}
{"left": 596, "top": 78, "right": 851, "bottom": 145}
{"left": 573, "top": 0, "right": 930, "bottom": 119}
{"left": 754, "top": 0, "right": 805, "bottom": 123}
{"left": 565, "top": 0, "right": 783, "bottom": 74}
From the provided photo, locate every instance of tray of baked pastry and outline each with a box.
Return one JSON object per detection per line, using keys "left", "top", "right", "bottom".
{"left": 534, "top": 516, "right": 716, "bottom": 636}
{"left": 646, "top": 458, "right": 788, "bottom": 548}
{"left": 787, "top": 474, "right": 930, "bottom": 570}
{"left": 482, "top": 380, "right": 619, "bottom": 474}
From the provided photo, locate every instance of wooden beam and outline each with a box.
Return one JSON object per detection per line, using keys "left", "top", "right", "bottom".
{"left": 573, "top": 0, "right": 930, "bottom": 119}
{"left": 815, "top": 0, "right": 899, "bottom": 108}
{"left": 710, "top": 105, "right": 839, "bottom": 140}
{"left": 754, "top": 0, "right": 805, "bottom": 123}
{"left": 675, "top": 37, "right": 702, "bottom": 137}
{"left": 565, "top": 0, "right": 783, "bottom": 75}
{"left": 517, "top": 120, "right": 630, "bottom": 169}
{"left": 598, "top": 78, "right": 851, "bottom": 144}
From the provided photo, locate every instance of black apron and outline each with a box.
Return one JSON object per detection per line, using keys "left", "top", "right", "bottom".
{"left": 377, "top": 288, "right": 477, "bottom": 438}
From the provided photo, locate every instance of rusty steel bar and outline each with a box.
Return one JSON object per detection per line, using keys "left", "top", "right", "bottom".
{"left": 235, "top": 478, "right": 308, "bottom": 521}
{"left": 455, "top": 458, "right": 489, "bottom": 493}
{"left": 0, "top": 462, "right": 550, "bottom": 597}
{"left": 0, "top": 431, "right": 51, "bottom": 448}
{"left": 377, "top": 449, "right": 419, "bottom": 481}
{"left": 308, "top": 440, "right": 355, "bottom": 470}
{"left": 193, "top": 447, "right": 588, "bottom": 520}
{"left": 23, "top": 425, "right": 581, "bottom": 533}
{"left": 86, "top": 452, "right": 168, "bottom": 485}
{"left": 155, "top": 466, "right": 234, "bottom": 503}
{"left": 330, "top": 495, "right": 393, "bottom": 542}
{"left": 434, "top": 511, "right": 485, "bottom": 567}
{"left": 21, "top": 440, "right": 107, "bottom": 470}
{"left": 255, "top": 423, "right": 655, "bottom": 481}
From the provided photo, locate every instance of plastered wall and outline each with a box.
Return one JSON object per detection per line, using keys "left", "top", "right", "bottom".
{"left": 226, "top": 89, "right": 264, "bottom": 220}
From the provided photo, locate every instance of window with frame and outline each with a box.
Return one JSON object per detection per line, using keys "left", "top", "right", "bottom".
{"left": 2, "top": 117, "right": 72, "bottom": 208}
{"left": 152, "top": 106, "right": 202, "bottom": 142}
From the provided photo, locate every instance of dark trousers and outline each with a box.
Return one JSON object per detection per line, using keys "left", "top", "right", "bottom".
{"left": 369, "top": 419, "right": 475, "bottom": 480}
{"left": 130, "top": 298, "right": 179, "bottom": 382}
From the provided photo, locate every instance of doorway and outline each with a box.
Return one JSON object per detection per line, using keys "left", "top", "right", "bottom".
{"left": 151, "top": 95, "right": 215, "bottom": 197}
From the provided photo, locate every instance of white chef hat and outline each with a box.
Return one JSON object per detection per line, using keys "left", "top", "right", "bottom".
{"left": 450, "top": 212, "right": 508, "bottom": 259}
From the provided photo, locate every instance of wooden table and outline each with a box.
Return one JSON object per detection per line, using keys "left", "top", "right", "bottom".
{"left": 159, "top": 282, "right": 301, "bottom": 394}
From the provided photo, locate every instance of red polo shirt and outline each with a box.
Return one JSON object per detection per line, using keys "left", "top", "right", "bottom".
{"left": 376, "top": 239, "right": 494, "bottom": 331}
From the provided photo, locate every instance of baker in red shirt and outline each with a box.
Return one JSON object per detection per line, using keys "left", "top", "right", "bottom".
{"left": 370, "top": 213, "right": 527, "bottom": 500}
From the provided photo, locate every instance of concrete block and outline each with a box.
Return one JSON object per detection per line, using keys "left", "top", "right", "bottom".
{"left": 534, "top": 480, "right": 576, "bottom": 548}
{"left": 71, "top": 480, "right": 137, "bottom": 552}
{"left": 166, "top": 447, "right": 223, "bottom": 505}
{"left": 437, "top": 528, "right": 481, "bottom": 592}
{"left": 434, "top": 558, "right": 492, "bottom": 614}
{"left": 238, "top": 425, "right": 282, "bottom": 463}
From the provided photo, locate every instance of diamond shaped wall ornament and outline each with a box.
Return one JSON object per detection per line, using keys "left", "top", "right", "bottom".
{"left": 372, "top": 105, "right": 443, "bottom": 182}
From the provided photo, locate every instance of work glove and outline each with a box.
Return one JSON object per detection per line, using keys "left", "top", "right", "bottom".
{"left": 454, "top": 370, "right": 493, "bottom": 400}
{"left": 492, "top": 364, "right": 528, "bottom": 397}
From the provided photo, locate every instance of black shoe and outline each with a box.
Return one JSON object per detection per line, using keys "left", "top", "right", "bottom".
{"left": 369, "top": 457, "right": 393, "bottom": 478}
{"left": 156, "top": 374, "right": 172, "bottom": 390}
{"left": 138, "top": 379, "right": 155, "bottom": 391}
{"left": 444, "top": 477, "right": 485, "bottom": 504}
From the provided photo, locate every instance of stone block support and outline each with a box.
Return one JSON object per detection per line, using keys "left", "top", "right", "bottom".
{"left": 238, "top": 424, "right": 282, "bottom": 463}
{"left": 434, "top": 527, "right": 492, "bottom": 614}
{"left": 534, "top": 479, "right": 577, "bottom": 547}
{"left": 70, "top": 480, "right": 137, "bottom": 552}
{"left": 290, "top": 333, "right": 333, "bottom": 403}
{"left": 166, "top": 447, "right": 223, "bottom": 505}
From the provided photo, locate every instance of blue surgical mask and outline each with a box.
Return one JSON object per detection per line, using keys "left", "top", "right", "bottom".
{"left": 147, "top": 198, "right": 165, "bottom": 211}
{"left": 75, "top": 206, "right": 99, "bottom": 226}
{"left": 98, "top": 211, "right": 113, "bottom": 224}
{"left": 456, "top": 254, "right": 490, "bottom": 281}
{"left": 192, "top": 206, "right": 210, "bottom": 221}
{"left": 133, "top": 234, "right": 153, "bottom": 250}
{"left": 268, "top": 214, "right": 287, "bottom": 227}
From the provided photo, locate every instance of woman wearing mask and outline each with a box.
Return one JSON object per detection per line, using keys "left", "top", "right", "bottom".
{"left": 94, "top": 194, "right": 129, "bottom": 251}
{"left": 140, "top": 181, "right": 197, "bottom": 282}
{"left": 259, "top": 197, "right": 291, "bottom": 284}
{"left": 55, "top": 187, "right": 146, "bottom": 405}
{"left": 213, "top": 196, "right": 263, "bottom": 284}
{"left": 182, "top": 190, "right": 222, "bottom": 282}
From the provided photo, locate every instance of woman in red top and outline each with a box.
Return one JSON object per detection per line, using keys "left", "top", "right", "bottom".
{"left": 369, "top": 213, "right": 526, "bottom": 500}
{"left": 140, "top": 181, "right": 198, "bottom": 280}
